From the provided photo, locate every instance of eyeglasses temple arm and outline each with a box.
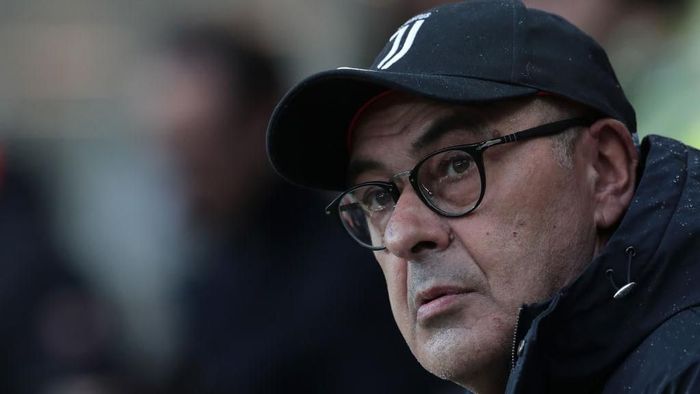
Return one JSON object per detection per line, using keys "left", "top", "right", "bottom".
{"left": 514, "top": 117, "right": 592, "bottom": 140}
{"left": 478, "top": 117, "right": 593, "bottom": 150}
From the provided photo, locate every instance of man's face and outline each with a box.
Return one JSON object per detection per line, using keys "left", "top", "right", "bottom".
{"left": 349, "top": 94, "right": 598, "bottom": 390}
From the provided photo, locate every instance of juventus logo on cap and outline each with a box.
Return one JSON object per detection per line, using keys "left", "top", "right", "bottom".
{"left": 376, "top": 12, "right": 431, "bottom": 70}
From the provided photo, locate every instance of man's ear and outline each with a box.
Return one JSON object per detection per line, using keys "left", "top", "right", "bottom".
{"left": 587, "top": 118, "right": 638, "bottom": 231}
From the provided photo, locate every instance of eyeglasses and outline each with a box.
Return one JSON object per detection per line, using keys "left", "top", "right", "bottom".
{"left": 325, "top": 117, "right": 592, "bottom": 250}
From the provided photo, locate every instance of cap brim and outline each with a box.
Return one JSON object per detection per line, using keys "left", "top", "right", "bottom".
{"left": 267, "top": 68, "right": 538, "bottom": 191}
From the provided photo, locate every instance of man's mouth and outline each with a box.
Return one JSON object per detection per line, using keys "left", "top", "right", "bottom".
{"left": 415, "top": 286, "right": 470, "bottom": 321}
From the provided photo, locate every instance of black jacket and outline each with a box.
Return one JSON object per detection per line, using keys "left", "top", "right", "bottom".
{"left": 506, "top": 136, "right": 700, "bottom": 393}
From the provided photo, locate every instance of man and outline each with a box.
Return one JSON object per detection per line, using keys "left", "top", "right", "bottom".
{"left": 266, "top": 1, "right": 700, "bottom": 393}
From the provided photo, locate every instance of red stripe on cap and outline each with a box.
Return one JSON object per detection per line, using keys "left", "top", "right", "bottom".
{"left": 346, "top": 90, "right": 395, "bottom": 151}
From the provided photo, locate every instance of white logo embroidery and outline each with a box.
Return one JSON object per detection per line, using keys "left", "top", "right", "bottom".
{"left": 376, "top": 12, "right": 431, "bottom": 70}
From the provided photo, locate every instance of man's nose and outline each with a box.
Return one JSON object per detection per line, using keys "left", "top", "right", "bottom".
{"left": 383, "top": 188, "right": 452, "bottom": 259}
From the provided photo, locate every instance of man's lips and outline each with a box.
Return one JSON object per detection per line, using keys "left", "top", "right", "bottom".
{"left": 415, "top": 286, "right": 471, "bottom": 321}
{"left": 416, "top": 286, "right": 468, "bottom": 306}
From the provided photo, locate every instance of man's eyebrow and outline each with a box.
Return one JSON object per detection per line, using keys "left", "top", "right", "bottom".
{"left": 347, "top": 159, "right": 387, "bottom": 184}
{"left": 411, "top": 111, "right": 489, "bottom": 153}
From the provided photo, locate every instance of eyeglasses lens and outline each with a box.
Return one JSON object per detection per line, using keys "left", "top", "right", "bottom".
{"left": 338, "top": 185, "right": 394, "bottom": 248}
{"left": 416, "top": 149, "right": 481, "bottom": 215}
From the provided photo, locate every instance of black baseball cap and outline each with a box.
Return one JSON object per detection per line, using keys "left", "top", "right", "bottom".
{"left": 267, "top": 0, "right": 636, "bottom": 191}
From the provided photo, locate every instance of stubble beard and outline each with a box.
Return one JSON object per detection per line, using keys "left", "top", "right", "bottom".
{"left": 414, "top": 316, "right": 512, "bottom": 390}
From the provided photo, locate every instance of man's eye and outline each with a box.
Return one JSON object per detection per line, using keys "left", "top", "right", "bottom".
{"left": 362, "top": 189, "right": 392, "bottom": 212}
{"left": 448, "top": 157, "right": 471, "bottom": 175}
{"left": 439, "top": 154, "right": 473, "bottom": 179}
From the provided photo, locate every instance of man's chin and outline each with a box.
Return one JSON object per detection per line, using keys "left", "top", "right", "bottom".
{"left": 414, "top": 326, "right": 474, "bottom": 380}
{"left": 412, "top": 324, "right": 511, "bottom": 389}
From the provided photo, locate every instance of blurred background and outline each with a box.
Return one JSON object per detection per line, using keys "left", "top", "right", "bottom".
{"left": 0, "top": 0, "right": 697, "bottom": 393}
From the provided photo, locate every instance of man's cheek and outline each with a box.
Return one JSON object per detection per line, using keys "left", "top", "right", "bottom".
{"left": 377, "top": 257, "right": 413, "bottom": 334}
{"left": 376, "top": 253, "right": 408, "bottom": 294}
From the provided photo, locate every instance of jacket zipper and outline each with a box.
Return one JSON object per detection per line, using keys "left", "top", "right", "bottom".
{"left": 511, "top": 306, "right": 523, "bottom": 370}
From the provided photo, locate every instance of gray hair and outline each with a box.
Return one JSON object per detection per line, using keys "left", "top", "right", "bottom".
{"left": 531, "top": 96, "right": 594, "bottom": 169}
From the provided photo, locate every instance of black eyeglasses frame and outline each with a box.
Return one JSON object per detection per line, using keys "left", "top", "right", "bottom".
{"left": 325, "top": 117, "right": 594, "bottom": 250}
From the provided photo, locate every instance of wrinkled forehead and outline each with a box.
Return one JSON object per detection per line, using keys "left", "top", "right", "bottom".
{"left": 347, "top": 93, "right": 503, "bottom": 182}
{"left": 351, "top": 93, "right": 470, "bottom": 143}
